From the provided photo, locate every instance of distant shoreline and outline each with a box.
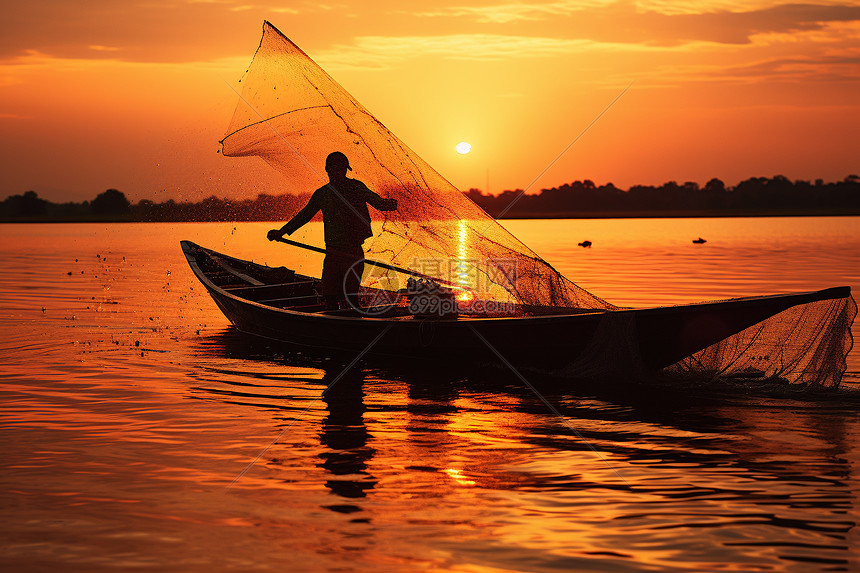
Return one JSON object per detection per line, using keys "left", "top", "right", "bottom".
{"left": 497, "top": 209, "right": 860, "bottom": 219}
{"left": 3, "top": 210, "right": 860, "bottom": 223}
{"left": 4, "top": 175, "right": 858, "bottom": 222}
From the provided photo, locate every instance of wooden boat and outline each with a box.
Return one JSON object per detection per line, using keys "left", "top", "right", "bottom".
{"left": 181, "top": 240, "right": 851, "bottom": 373}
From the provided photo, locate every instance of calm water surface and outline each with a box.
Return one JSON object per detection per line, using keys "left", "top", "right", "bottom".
{"left": 1, "top": 219, "right": 859, "bottom": 572}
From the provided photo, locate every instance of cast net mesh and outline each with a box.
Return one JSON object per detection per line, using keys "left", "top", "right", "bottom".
{"left": 220, "top": 22, "right": 855, "bottom": 387}
{"left": 665, "top": 295, "right": 856, "bottom": 387}
{"left": 221, "top": 22, "right": 612, "bottom": 312}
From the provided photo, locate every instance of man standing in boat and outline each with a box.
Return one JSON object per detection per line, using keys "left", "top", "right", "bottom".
{"left": 267, "top": 151, "right": 397, "bottom": 310}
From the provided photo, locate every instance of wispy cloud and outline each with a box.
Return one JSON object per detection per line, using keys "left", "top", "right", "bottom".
{"left": 314, "top": 33, "right": 664, "bottom": 69}
{"left": 726, "top": 21, "right": 860, "bottom": 81}
{"left": 412, "top": 1, "right": 612, "bottom": 24}
{"left": 418, "top": 1, "right": 860, "bottom": 21}
{"left": 636, "top": 21, "right": 860, "bottom": 86}
{"left": 412, "top": 1, "right": 860, "bottom": 46}
{"left": 89, "top": 45, "right": 121, "bottom": 52}
{"left": 0, "top": 0, "right": 858, "bottom": 68}
{"left": 0, "top": 0, "right": 312, "bottom": 63}
{"left": 699, "top": 52, "right": 860, "bottom": 83}
{"left": 752, "top": 17, "right": 860, "bottom": 44}
{"left": 638, "top": 1, "right": 860, "bottom": 16}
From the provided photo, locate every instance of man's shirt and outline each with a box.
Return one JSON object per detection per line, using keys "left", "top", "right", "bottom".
{"left": 285, "top": 178, "right": 392, "bottom": 248}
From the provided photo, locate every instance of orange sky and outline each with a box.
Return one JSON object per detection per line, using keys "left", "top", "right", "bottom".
{"left": 1, "top": 1, "right": 859, "bottom": 203}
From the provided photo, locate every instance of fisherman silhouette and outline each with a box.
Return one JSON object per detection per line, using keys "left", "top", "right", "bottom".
{"left": 267, "top": 152, "right": 397, "bottom": 310}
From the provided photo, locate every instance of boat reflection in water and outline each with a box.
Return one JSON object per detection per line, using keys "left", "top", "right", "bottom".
{"left": 192, "top": 328, "right": 856, "bottom": 571}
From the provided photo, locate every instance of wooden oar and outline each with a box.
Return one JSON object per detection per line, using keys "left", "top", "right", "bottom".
{"left": 271, "top": 236, "right": 468, "bottom": 290}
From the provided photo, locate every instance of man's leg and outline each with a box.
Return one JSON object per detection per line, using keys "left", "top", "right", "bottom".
{"left": 343, "top": 249, "right": 364, "bottom": 310}
{"left": 321, "top": 254, "right": 343, "bottom": 310}
{"left": 322, "top": 248, "right": 364, "bottom": 310}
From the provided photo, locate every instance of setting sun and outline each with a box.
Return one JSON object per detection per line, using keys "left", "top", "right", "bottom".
{"left": 456, "top": 141, "right": 472, "bottom": 155}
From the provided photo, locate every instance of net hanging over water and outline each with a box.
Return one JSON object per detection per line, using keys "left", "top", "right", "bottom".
{"left": 667, "top": 296, "right": 856, "bottom": 387}
{"left": 220, "top": 22, "right": 855, "bottom": 386}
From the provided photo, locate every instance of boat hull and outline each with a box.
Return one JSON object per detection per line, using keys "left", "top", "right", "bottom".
{"left": 181, "top": 241, "right": 851, "bottom": 373}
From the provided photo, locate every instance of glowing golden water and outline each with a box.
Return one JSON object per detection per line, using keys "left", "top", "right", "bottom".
{"left": 455, "top": 219, "right": 473, "bottom": 301}
{"left": 1, "top": 219, "right": 858, "bottom": 572}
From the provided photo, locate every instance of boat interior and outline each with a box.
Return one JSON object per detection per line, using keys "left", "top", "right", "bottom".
{"left": 185, "top": 242, "right": 595, "bottom": 319}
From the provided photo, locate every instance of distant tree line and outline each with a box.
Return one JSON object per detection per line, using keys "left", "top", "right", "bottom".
{"left": 0, "top": 189, "right": 307, "bottom": 222}
{"left": 467, "top": 175, "right": 860, "bottom": 218}
{"left": 2, "top": 175, "right": 859, "bottom": 222}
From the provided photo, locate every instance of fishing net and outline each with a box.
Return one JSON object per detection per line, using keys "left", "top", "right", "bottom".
{"left": 666, "top": 295, "right": 856, "bottom": 388}
{"left": 219, "top": 22, "right": 855, "bottom": 386}
{"left": 220, "top": 21, "right": 612, "bottom": 312}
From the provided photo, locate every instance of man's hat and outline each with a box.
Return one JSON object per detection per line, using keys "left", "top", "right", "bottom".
{"left": 325, "top": 151, "right": 352, "bottom": 171}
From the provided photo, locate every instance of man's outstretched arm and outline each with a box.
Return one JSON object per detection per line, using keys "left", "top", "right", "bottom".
{"left": 364, "top": 187, "right": 397, "bottom": 212}
{"left": 267, "top": 193, "right": 322, "bottom": 241}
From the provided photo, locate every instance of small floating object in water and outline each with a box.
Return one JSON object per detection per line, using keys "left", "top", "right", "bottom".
{"left": 67, "top": 271, "right": 72, "bottom": 275}
{"left": 692, "top": 237, "right": 707, "bottom": 244}
{"left": 578, "top": 240, "right": 592, "bottom": 248}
